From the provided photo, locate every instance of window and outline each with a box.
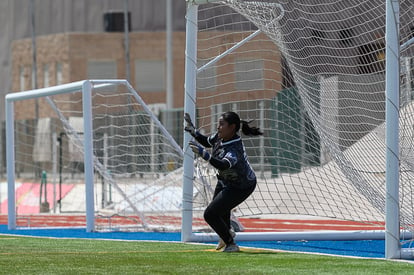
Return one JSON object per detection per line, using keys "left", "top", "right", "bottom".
{"left": 56, "top": 62, "right": 63, "bottom": 85}
{"left": 19, "top": 66, "right": 25, "bottom": 91}
{"left": 234, "top": 59, "right": 264, "bottom": 90}
{"left": 31, "top": 67, "right": 36, "bottom": 89}
{"left": 43, "top": 64, "right": 49, "bottom": 88}
{"left": 87, "top": 60, "right": 117, "bottom": 79}
{"left": 197, "top": 60, "right": 217, "bottom": 91}
{"left": 135, "top": 60, "right": 165, "bottom": 92}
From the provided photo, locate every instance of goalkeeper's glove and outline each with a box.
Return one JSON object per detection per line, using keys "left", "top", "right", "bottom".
{"left": 184, "top": 113, "right": 197, "bottom": 137}
{"left": 189, "top": 141, "right": 211, "bottom": 161}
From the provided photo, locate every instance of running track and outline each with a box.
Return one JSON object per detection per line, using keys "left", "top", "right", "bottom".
{"left": 0, "top": 214, "right": 385, "bottom": 231}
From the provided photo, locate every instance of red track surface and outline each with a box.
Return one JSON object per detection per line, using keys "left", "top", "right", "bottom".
{"left": 0, "top": 182, "right": 385, "bottom": 232}
{"left": 0, "top": 214, "right": 385, "bottom": 232}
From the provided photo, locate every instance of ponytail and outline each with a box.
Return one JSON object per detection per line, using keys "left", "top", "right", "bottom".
{"left": 221, "top": 111, "right": 263, "bottom": 137}
{"left": 241, "top": 120, "right": 263, "bottom": 136}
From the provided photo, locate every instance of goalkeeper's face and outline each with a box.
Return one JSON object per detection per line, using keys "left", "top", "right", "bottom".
{"left": 217, "top": 117, "right": 236, "bottom": 141}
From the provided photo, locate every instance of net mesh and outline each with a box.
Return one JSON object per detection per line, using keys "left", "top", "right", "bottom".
{"left": 10, "top": 81, "right": 187, "bottom": 231}
{"left": 190, "top": 0, "right": 414, "bottom": 233}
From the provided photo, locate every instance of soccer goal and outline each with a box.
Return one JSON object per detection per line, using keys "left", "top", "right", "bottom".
{"left": 182, "top": 0, "right": 414, "bottom": 259}
{"left": 5, "top": 80, "right": 186, "bottom": 232}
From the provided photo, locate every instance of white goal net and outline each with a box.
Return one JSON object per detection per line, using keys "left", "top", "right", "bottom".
{"left": 182, "top": 0, "right": 414, "bottom": 253}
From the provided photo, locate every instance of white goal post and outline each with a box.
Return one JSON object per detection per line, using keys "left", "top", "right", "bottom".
{"left": 5, "top": 80, "right": 99, "bottom": 230}
{"left": 182, "top": 0, "right": 414, "bottom": 259}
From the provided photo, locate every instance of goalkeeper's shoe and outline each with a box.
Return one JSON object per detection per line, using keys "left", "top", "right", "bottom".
{"left": 216, "top": 229, "right": 236, "bottom": 250}
{"left": 222, "top": 243, "right": 240, "bottom": 253}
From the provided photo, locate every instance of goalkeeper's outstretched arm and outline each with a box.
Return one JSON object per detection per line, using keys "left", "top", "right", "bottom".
{"left": 184, "top": 112, "right": 212, "bottom": 148}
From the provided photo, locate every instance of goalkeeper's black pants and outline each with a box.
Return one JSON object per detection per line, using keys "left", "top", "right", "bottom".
{"left": 204, "top": 180, "right": 256, "bottom": 245}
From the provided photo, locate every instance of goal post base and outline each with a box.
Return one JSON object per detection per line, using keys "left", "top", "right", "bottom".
{"left": 401, "top": 248, "right": 414, "bottom": 260}
{"left": 188, "top": 230, "right": 413, "bottom": 242}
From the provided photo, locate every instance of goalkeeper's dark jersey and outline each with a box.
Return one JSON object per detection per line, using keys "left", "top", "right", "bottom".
{"left": 196, "top": 132, "right": 257, "bottom": 189}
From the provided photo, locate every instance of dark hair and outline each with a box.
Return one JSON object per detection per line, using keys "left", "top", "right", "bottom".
{"left": 221, "top": 111, "right": 263, "bottom": 136}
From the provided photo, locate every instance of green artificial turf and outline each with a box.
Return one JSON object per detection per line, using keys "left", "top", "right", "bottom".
{"left": 0, "top": 235, "right": 412, "bottom": 274}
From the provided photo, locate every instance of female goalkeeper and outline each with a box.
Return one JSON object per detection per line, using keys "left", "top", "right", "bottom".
{"left": 185, "top": 111, "right": 263, "bottom": 252}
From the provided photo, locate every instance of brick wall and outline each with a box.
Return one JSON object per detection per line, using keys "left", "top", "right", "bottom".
{"left": 11, "top": 31, "right": 281, "bottom": 120}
